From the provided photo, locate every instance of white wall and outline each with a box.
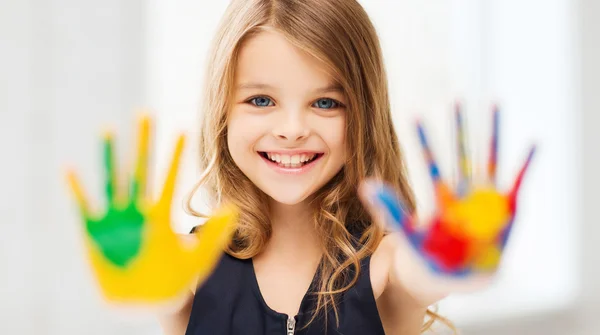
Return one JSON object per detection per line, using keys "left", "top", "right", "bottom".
{"left": 580, "top": 0, "right": 600, "bottom": 306}
{"left": 144, "top": 0, "right": 580, "bottom": 328}
{"left": 0, "top": 2, "right": 36, "bottom": 334}
{"left": 0, "top": 0, "right": 160, "bottom": 334}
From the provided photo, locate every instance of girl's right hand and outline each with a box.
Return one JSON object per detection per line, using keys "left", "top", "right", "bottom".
{"left": 65, "top": 114, "right": 238, "bottom": 308}
{"left": 359, "top": 104, "right": 536, "bottom": 306}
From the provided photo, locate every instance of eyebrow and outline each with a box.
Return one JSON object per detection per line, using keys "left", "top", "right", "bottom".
{"left": 236, "top": 82, "right": 344, "bottom": 94}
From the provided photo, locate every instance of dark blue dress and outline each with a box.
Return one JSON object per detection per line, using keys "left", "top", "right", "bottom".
{"left": 184, "top": 247, "right": 386, "bottom": 335}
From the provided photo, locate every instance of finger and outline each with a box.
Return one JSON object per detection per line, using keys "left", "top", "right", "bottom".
{"left": 103, "top": 132, "right": 117, "bottom": 205}
{"left": 416, "top": 121, "right": 442, "bottom": 184}
{"left": 157, "top": 134, "right": 185, "bottom": 209}
{"left": 131, "top": 114, "right": 151, "bottom": 201}
{"left": 65, "top": 169, "right": 91, "bottom": 219}
{"left": 358, "top": 180, "right": 414, "bottom": 235}
{"left": 488, "top": 105, "right": 499, "bottom": 186}
{"left": 190, "top": 203, "right": 238, "bottom": 278}
{"left": 500, "top": 145, "right": 536, "bottom": 249}
{"left": 417, "top": 121, "right": 455, "bottom": 206}
{"left": 455, "top": 102, "right": 470, "bottom": 195}
{"left": 508, "top": 145, "right": 536, "bottom": 211}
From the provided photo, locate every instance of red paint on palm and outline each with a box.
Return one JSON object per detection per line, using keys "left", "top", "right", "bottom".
{"left": 422, "top": 219, "right": 470, "bottom": 271}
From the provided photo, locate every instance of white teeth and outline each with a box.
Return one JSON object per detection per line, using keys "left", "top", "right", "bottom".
{"left": 266, "top": 153, "right": 280, "bottom": 162}
{"left": 263, "top": 152, "right": 318, "bottom": 167}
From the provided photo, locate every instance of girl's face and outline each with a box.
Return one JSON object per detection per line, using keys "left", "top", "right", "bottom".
{"left": 227, "top": 30, "right": 347, "bottom": 206}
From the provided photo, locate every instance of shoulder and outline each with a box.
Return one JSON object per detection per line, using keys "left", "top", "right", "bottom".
{"left": 369, "top": 232, "right": 401, "bottom": 300}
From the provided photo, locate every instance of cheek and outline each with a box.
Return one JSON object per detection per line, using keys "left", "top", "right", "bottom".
{"left": 227, "top": 108, "right": 265, "bottom": 161}
{"left": 318, "top": 115, "right": 347, "bottom": 160}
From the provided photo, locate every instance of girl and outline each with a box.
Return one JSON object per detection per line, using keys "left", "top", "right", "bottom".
{"left": 177, "top": 0, "right": 454, "bottom": 333}
{"left": 67, "top": 0, "right": 534, "bottom": 334}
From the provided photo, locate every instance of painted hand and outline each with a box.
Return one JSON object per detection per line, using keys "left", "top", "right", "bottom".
{"left": 65, "top": 115, "right": 238, "bottom": 305}
{"left": 366, "top": 104, "right": 535, "bottom": 278}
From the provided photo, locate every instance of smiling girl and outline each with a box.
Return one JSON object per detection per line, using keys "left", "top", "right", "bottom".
{"left": 174, "top": 1, "right": 446, "bottom": 333}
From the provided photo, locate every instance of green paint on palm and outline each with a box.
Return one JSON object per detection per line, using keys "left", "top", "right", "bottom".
{"left": 83, "top": 136, "right": 145, "bottom": 268}
{"left": 86, "top": 201, "right": 145, "bottom": 268}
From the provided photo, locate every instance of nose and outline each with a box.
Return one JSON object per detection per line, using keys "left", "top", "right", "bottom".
{"left": 272, "top": 109, "right": 310, "bottom": 142}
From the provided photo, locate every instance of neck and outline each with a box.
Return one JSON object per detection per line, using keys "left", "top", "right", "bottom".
{"left": 262, "top": 198, "right": 322, "bottom": 262}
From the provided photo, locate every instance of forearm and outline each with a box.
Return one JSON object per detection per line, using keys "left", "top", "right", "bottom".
{"left": 394, "top": 306, "right": 427, "bottom": 335}
{"left": 374, "top": 235, "right": 444, "bottom": 334}
{"left": 377, "top": 274, "right": 429, "bottom": 335}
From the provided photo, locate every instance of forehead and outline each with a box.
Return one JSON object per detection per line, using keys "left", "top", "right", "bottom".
{"left": 235, "top": 30, "right": 337, "bottom": 90}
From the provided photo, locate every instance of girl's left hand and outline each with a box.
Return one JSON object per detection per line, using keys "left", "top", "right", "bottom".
{"left": 359, "top": 104, "right": 536, "bottom": 307}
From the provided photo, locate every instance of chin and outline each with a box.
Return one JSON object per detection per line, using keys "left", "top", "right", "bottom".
{"left": 250, "top": 168, "right": 345, "bottom": 207}
{"left": 260, "top": 183, "right": 316, "bottom": 206}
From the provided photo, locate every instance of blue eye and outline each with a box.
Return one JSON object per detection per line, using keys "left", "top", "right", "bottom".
{"left": 312, "top": 98, "right": 341, "bottom": 109}
{"left": 246, "top": 96, "right": 343, "bottom": 109}
{"left": 248, "top": 96, "right": 274, "bottom": 107}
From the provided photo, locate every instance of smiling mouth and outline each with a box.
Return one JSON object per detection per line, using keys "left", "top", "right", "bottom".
{"left": 258, "top": 152, "right": 323, "bottom": 168}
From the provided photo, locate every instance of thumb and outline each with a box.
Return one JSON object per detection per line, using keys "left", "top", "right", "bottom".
{"left": 358, "top": 179, "right": 412, "bottom": 235}
{"left": 190, "top": 204, "right": 238, "bottom": 272}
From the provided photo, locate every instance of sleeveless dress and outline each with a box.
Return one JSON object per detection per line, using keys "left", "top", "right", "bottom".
{"left": 185, "top": 229, "right": 386, "bottom": 334}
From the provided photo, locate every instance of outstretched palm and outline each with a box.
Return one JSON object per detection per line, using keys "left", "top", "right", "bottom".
{"left": 66, "top": 115, "right": 238, "bottom": 305}
{"left": 371, "top": 104, "right": 535, "bottom": 277}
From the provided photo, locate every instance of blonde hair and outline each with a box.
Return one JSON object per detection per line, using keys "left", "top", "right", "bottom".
{"left": 185, "top": 0, "right": 453, "bottom": 332}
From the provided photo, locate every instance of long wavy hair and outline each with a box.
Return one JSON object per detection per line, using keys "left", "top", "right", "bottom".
{"left": 185, "top": 0, "right": 452, "bottom": 332}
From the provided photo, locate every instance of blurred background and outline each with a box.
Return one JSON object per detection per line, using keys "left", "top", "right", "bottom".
{"left": 0, "top": 0, "right": 597, "bottom": 334}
